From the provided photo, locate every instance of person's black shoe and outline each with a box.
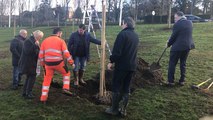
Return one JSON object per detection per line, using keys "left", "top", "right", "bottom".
{"left": 18, "top": 83, "right": 23, "bottom": 86}
{"left": 62, "top": 89, "right": 73, "bottom": 96}
{"left": 25, "top": 93, "right": 35, "bottom": 99}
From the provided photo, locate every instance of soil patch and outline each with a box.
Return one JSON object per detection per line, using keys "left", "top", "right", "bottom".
{"left": 47, "top": 58, "right": 164, "bottom": 105}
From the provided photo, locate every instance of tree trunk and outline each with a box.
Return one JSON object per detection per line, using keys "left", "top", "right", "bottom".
{"left": 168, "top": 0, "right": 172, "bottom": 28}
{"left": 107, "top": 0, "right": 111, "bottom": 22}
{"left": 211, "top": 1, "right": 213, "bottom": 19}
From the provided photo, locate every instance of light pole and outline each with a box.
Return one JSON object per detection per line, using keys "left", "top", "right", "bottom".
{"left": 152, "top": 11, "right": 155, "bottom": 24}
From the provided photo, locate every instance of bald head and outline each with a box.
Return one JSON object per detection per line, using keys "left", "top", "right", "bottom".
{"left": 19, "top": 29, "right": 27, "bottom": 38}
{"left": 33, "top": 30, "right": 44, "bottom": 41}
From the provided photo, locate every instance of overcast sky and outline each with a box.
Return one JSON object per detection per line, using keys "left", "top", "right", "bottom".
{"left": 14, "top": 0, "right": 129, "bottom": 15}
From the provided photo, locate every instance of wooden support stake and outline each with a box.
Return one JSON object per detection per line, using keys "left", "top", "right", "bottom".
{"left": 99, "top": 0, "right": 106, "bottom": 97}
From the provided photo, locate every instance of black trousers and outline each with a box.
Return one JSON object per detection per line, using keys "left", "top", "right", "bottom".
{"left": 23, "top": 74, "right": 36, "bottom": 95}
{"left": 112, "top": 69, "right": 134, "bottom": 94}
{"left": 168, "top": 50, "right": 189, "bottom": 83}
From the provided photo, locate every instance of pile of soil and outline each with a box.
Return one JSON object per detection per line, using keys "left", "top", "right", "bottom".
{"left": 50, "top": 58, "right": 164, "bottom": 105}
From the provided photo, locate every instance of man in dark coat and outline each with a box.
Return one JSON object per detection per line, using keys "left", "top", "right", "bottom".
{"left": 166, "top": 11, "right": 195, "bottom": 86}
{"left": 10, "top": 29, "right": 27, "bottom": 90}
{"left": 105, "top": 17, "right": 139, "bottom": 117}
{"left": 19, "top": 30, "right": 44, "bottom": 99}
{"left": 68, "top": 24, "right": 101, "bottom": 86}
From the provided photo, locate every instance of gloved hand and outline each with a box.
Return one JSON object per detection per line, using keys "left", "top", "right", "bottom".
{"left": 107, "top": 63, "right": 113, "bottom": 70}
{"left": 72, "top": 64, "right": 75, "bottom": 69}
{"left": 165, "top": 42, "right": 170, "bottom": 48}
{"left": 36, "top": 65, "right": 41, "bottom": 77}
{"left": 35, "top": 40, "right": 40, "bottom": 46}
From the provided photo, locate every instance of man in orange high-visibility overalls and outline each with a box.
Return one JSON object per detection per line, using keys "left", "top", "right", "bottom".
{"left": 39, "top": 28, "right": 75, "bottom": 103}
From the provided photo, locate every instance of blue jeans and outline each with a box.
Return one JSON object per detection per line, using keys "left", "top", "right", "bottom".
{"left": 73, "top": 57, "right": 87, "bottom": 71}
{"left": 12, "top": 66, "right": 21, "bottom": 86}
{"left": 168, "top": 50, "right": 189, "bottom": 83}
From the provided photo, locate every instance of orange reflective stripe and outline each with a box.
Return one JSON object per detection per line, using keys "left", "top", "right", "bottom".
{"left": 42, "top": 86, "right": 49, "bottom": 90}
{"left": 63, "top": 76, "right": 69, "bottom": 80}
{"left": 67, "top": 56, "right": 72, "bottom": 61}
{"left": 45, "top": 56, "right": 63, "bottom": 61}
{"left": 40, "top": 58, "right": 44, "bottom": 61}
{"left": 39, "top": 50, "right": 44, "bottom": 54}
{"left": 42, "top": 92, "right": 48, "bottom": 96}
{"left": 45, "top": 49, "right": 62, "bottom": 54}
{"left": 63, "top": 76, "right": 70, "bottom": 84}
{"left": 63, "top": 81, "right": 70, "bottom": 84}
{"left": 63, "top": 50, "right": 69, "bottom": 53}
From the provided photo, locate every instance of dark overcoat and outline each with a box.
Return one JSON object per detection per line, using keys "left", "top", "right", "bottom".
{"left": 10, "top": 35, "right": 26, "bottom": 66}
{"left": 19, "top": 36, "right": 40, "bottom": 75}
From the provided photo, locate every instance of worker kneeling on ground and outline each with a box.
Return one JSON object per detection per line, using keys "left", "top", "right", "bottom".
{"left": 39, "top": 27, "right": 75, "bottom": 103}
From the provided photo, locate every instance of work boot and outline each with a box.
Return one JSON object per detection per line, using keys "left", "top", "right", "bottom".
{"left": 25, "top": 92, "right": 35, "bottom": 99}
{"left": 73, "top": 71, "right": 79, "bottom": 86}
{"left": 18, "top": 83, "right": 23, "bottom": 86}
{"left": 119, "top": 94, "right": 129, "bottom": 117}
{"left": 62, "top": 89, "right": 73, "bottom": 96}
{"left": 105, "top": 93, "right": 120, "bottom": 115}
{"left": 79, "top": 69, "right": 86, "bottom": 85}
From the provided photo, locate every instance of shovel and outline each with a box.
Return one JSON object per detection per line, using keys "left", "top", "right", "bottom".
{"left": 150, "top": 47, "right": 167, "bottom": 71}
{"left": 191, "top": 78, "right": 211, "bottom": 89}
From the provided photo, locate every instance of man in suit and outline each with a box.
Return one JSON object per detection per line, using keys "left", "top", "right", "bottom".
{"left": 166, "top": 11, "right": 195, "bottom": 86}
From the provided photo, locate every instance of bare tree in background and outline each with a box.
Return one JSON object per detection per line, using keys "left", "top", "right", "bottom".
{"left": 0, "top": 0, "right": 8, "bottom": 27}
{"left": 211, "top": 1, "right": 213, "bottom": 19}
{"left": 202, "top": 0, "right": 211, "bottom": 14}
{"left": 33, "top": 0, "right": 40, "bottom": 26}
{"left": 8, "top": 0, "right": 17, "bottom": 28}
{"left": 168, "top": 0, "right": 172, "bottom": 28}
{"left": 18, "top": 0, "right": 27, "bottom": 26}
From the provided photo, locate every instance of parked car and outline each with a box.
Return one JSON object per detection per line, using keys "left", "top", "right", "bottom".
{"left": 184, "top": 15, "right": 209, "bottom": 22}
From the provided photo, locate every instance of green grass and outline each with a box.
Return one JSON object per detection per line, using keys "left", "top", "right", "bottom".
{"left": 0, "top": 22, "right": 213, "bottom": 120}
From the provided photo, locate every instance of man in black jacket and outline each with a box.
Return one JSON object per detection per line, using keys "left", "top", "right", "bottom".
{"left": 10, "top": 29, "right": 27, "bottom": 90}
{"left": 68, "top": 24, "right": 101, "bottom": 86}
{"left": 166, "top": 11, "right": 195, "bottom": 86}
{"left": 105, "top": 17, "right": 139, "bottom": 117}
{"left": 19, "top": 30, "right": 44, "bottom": 99}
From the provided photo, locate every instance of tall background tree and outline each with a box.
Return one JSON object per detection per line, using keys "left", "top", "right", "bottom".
{"left": 0, "top": 0, "right": 8, "bottom": 27}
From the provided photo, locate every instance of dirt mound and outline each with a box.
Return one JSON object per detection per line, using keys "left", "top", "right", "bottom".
{"left": 49, "top": 58, "right": 164, "bottom": 105}
{"left": 94, "top": 58, "right": 164, "bottom": 89}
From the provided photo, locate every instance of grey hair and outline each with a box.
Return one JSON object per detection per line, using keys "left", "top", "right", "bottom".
{"left": 19, "top": 29, "right": 27, "bottom": 34}
{"left": 123, "top": 17, "right": 135, "bottom": 28}
{"left": 33, "top": 30, "right": 44, "bottom": 40}
{"left": 19, "top": 29, "right": 27, "bottom": 38}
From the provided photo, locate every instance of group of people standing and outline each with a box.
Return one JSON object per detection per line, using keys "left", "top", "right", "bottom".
{"left": 9, "top": 13, "right": 194, "bottom": 117}
{"left": 10, "top": 30, "right": 44, "bottom": 99}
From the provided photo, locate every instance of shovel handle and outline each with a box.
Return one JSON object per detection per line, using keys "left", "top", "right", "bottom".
{"left": 157, "top": 47, "right": 167, "bottom": 64}
{"left": 197, "top": 78, "right": 211, "bottom": 87}
{"left": 207, "top": 81, "right": 213, "bottom": 89}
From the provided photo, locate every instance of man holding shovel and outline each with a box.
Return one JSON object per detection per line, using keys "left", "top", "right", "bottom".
{"left": 166, "top": 11, "right": 195, "bottom": 86}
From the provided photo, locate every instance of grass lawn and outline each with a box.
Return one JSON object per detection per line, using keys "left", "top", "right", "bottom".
{"left": 0, "top": 22, "right": 213, "bottom": 120}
